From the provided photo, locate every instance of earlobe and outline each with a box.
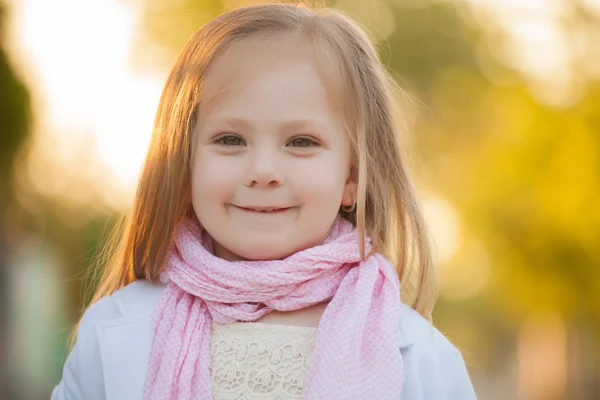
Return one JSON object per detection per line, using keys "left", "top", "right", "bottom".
{"left": 341, "top": 181, "right": 358, "bottom": 208}
{"left": 341, "top": 165, "right": 358, "bottom": 208}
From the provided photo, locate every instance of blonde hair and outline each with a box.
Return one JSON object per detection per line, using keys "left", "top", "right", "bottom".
{"left": 75, "top": 2, "right": 436, "bottom": 345}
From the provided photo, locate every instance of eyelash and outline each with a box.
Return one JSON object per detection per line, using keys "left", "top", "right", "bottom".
{"left": 216, "top": 135, "right": 244, "bottom": 147}
{"left": 214, "top": 134, "right": 321, "bottom": 148}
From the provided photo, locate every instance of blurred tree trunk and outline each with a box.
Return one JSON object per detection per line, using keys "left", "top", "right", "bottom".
{"left": 0, "top": 2, "right": 31, "bottom": 398}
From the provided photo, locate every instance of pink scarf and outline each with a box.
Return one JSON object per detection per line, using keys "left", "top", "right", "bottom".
{"left": 143, "top": 216, "right": 404, "bottom": 399}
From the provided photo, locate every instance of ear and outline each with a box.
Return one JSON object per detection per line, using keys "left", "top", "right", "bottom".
{"left": 341, "top": 166, "right": 358, "bottom": 207}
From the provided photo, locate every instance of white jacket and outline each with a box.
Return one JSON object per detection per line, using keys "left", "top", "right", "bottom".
{"left": 52, "top": 280, "right": 477, "bottom": 399}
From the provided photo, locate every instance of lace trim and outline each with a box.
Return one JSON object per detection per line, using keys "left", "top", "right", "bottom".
{"left": 209, "top": 321, "right": 318, "bottom": 399}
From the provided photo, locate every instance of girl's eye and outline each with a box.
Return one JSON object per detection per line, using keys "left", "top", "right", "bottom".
{"left": 288, "top": 137, "right": 318, "bottom": 148}
{"left": 217, "top": 135, "right": 245, "bottom": 147}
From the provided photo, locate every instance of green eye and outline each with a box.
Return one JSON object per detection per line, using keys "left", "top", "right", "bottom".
{"left": 218, "top": 135, "right": 244, "bottom": 146}
{"left": 289, "top": 137, "right": 317, "bottom": 148}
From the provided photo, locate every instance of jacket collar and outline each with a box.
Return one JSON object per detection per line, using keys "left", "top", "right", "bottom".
{"left": 96, "top": 281, "right": 162, "bottom": 399}
{"left": 96, "top": 314, "right": 153, "bottom": 400}
{"left": 397, "top": 303, "right": 419, "bottom": 349}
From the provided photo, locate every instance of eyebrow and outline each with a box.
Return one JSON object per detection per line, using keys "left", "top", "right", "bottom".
{"left": 205, "top": 116, "right": 332, "bottom": 133}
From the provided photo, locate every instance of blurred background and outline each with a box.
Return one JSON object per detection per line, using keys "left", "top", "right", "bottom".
{"left": 1, "top": 0, "right": 599, "bottom": 399}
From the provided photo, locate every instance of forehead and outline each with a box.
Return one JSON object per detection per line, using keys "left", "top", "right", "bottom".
{"left": 197, "top": 35, "right": 350, "bottom": 124}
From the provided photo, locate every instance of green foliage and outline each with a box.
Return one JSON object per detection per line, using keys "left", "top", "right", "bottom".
{"left": 0, "top": 3, "right": 31, "bottom": 195}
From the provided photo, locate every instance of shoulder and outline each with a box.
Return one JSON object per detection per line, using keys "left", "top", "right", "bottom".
{"left": 52, "top": 280, "right": 167, "bottom": 400}
{"left": 398, "top": 303, "right": 462, "bottom": 360}
{"left": 398, "top": 303, "right": 477, "bottom": 399}
{"left": 80, "top": 279, "right": 166, "bottom": 329}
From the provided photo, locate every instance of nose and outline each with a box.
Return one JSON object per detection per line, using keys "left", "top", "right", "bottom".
{"left": 245, "top": 148, "right": 283, "bottom": 188}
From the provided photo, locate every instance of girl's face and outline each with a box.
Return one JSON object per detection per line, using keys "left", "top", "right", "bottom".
{"left": 191, "top": 47, "right": 356, "bottom": 261}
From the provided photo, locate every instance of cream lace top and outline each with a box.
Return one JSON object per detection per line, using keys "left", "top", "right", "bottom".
{"left": 209, "top": 321, "right": 318, "bottom": 399}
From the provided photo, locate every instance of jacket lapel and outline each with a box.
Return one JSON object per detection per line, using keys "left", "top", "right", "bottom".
{"left": 398, "top": 303, "right": 417, "bottom": 349}
{"left": 96, "top": 314, "right": 154, "bottom": 400}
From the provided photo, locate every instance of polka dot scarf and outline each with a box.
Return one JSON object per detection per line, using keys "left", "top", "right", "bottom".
{"left": 143, "top": 216, "right": 404, "bottom": 399}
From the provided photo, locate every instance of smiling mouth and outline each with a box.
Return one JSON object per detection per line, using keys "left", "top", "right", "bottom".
{"left": 234, "top": 206, "right": 292, "bottom": 214}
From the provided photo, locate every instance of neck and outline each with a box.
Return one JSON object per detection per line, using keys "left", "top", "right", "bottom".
{"left": 212, "top": 239, "right": 248, "bottom": 261}
{"left": 254, "top": 300, "right": 331, "bottom": 328}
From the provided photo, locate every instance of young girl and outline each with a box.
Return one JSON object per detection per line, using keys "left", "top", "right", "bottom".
{"left": 52, "top": 3, "right": 477, "bottom": 399}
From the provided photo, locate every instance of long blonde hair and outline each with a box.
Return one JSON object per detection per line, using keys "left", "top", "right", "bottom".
{"left": 79, "top": 2, "right": 436, "bottom": 343}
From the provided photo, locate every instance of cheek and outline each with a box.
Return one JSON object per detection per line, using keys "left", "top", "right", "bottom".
{"left": 191, "top": 152, "right": 240, "bottom": 205}
{"left": 290, "top": 157, "right": 347, "bottom": 202}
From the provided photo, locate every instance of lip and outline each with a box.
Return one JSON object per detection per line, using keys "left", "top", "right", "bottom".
{"left": 233, "top": 205, "right": 293, "bottom": 214}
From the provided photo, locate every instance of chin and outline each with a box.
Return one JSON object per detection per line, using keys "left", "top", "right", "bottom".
{"left": 236, "top": 242, "right": 297, "bottom": 261}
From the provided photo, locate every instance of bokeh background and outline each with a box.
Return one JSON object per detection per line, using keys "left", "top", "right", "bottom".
{"left": 1, "top": 0, "right": 599, "bottom": 399}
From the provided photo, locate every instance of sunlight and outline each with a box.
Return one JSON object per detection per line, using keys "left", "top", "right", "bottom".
{"left": 467, "top": 0, "right": 576, "bottom": 107}
{"left": 8, "top": 0, "right": 164, "bottom": 209}
{"left": 422, "top": 196, "right": 462, "bottom": 264}
{"left": 422, "top": 196, "right": 492, "bottom": 301}
{"left": 581, "top": 0, "right": 600, "bottom": 15}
